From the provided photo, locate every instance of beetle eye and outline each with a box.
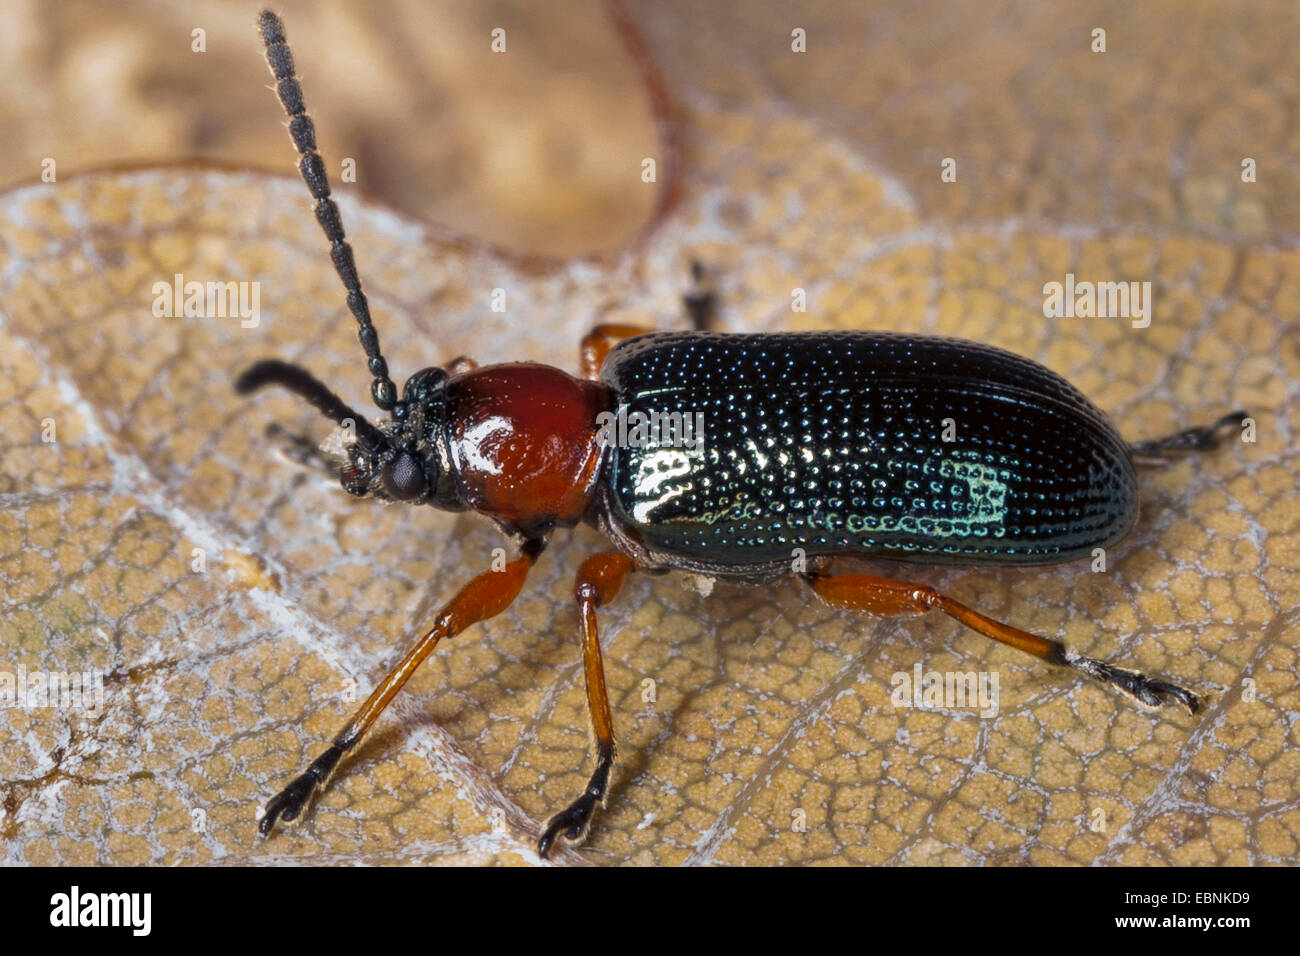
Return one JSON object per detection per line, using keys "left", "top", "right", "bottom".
{"left": 381, "top": 450, "right": 427, "bottom": 500}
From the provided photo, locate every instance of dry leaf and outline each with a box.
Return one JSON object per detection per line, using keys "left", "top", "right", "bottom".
{"left": 1, "top": 1, "right": 1297, "bottom": 866}
{"left": 0, "top": 0, "right": 658, "bottom": 258}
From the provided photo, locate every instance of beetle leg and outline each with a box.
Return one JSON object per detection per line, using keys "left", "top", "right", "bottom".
{"left": 577, "top": 262, "right": 716, "bottom": 379}
{"left": 683, "top": 259, "right": 716, "bottom": 330}
{"left": 258, "top": 543, "right": 540, "bottom": 837}
{"left": 444, "top": 355, "right": 478, "bottom": 376}
{"left": 263, "top": 422, "right": 339, "bottom": 476}
{"left": 1128, "top": 410, "right": 1248, "bottom": 464}
{"left": 802, "top": 570, "right": 1199, "bottom": 715}
{"left": 579, "top": 323, "right": 655, "bottom": 379}
{"left": 538, "top": 551, "right": 635, "bottom": 858}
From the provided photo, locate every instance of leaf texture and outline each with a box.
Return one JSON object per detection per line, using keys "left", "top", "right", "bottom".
{"left": 0, "top": 0, "right": 1297, "bottom": 865}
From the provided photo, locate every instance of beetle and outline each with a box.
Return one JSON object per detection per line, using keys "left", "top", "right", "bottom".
{"left": 237, "top": 10, "right": 1247, "bottom": 858}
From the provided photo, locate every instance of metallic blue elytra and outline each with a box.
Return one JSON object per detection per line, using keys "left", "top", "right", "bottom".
{"left": 596, "top": 330, "right": 1137, "bottom": 578}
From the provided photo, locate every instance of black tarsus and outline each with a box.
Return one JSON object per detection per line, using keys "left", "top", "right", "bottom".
{"left": 1067, "top": 653, "right": 1200, "bottom": 715}
{"left": 257, "top": 742, "right": 345, "bottom": 837}
{"left": 537, "top": 742, "right": 614, "bottom": 858}
{"left": 256, "top": 8, "right": 399, "bottom": 412}
{"left": 236, "top": 359, "right": 386, "bottom": 451}
{"left": 1129, "top": 410, "right": 1249, "bottom": 463}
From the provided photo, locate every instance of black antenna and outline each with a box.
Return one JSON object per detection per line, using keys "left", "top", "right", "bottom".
{"left": 235, "top": 359, "right": 387, "bottom": 451}
{"left": 257, "top": 9, "right": 398, "bottom": 412}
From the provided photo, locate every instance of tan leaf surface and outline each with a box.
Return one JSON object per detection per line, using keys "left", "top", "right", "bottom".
{"left": 0, "top": 0, "right": 658, "bottom": 258}
{"left": 1, "top": 1, "right": 1298, "bottom": 866}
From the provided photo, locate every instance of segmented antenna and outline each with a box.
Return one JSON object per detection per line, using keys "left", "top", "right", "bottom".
{"left": 235, "top": 359, "right": 387, "bottom": 450}
{"left": 257, "top": 9, "right": 399, "bottom": 412}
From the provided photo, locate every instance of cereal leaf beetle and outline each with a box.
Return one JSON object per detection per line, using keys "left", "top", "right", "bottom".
{"left": 236, "top": 10, "right": 1247, "bottom": 858}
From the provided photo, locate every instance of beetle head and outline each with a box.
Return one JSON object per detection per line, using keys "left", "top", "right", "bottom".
{"left": 338, "top": 366, "right": 465, "bottom": 510}
{"left": 234, "top": 360, "right": 466, "bottom": 511}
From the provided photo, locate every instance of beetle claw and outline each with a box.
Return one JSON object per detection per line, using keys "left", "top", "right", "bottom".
{"left": 537, "top": 793, "right": 600, "bottom": 859}
{"left": 1143, "top": 679, "right": 1200, "bottom": 716}
{"left": 258, "top": 743, "right": 345, "bottom": 837}
{"left": 259, "top": 774, "right": 316, "bottom": 836}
